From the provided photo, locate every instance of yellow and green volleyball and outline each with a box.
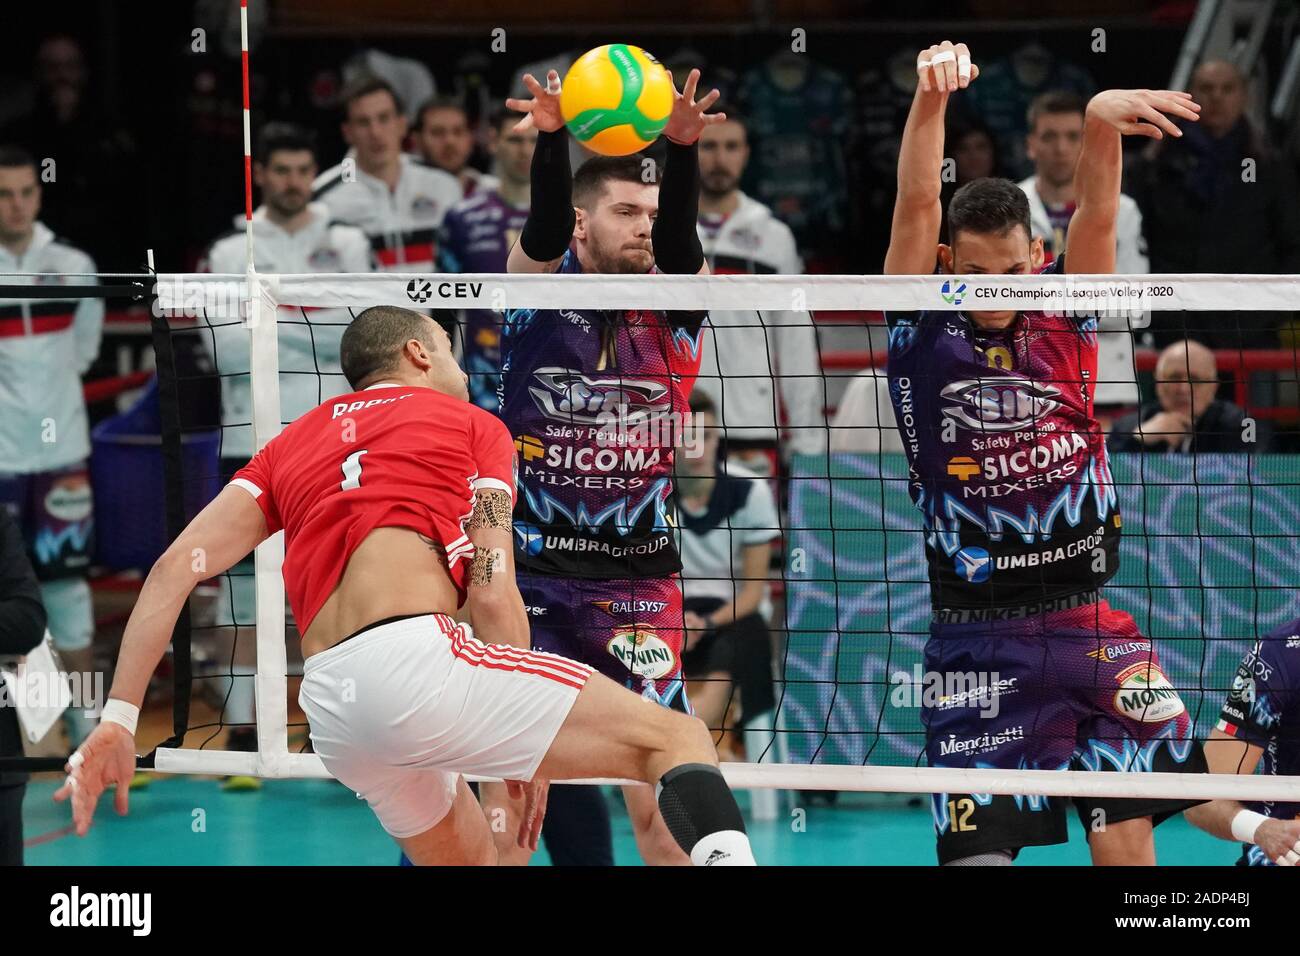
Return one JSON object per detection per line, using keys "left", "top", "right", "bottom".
{"left": 560, "top": 44, "right": 674, "bottom": 156}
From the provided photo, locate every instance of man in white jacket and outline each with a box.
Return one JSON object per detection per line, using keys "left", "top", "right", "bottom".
{"left": 0, "top": 146, "right": 103, "bottom": 746}
{"left": 695, "top": 108, "right": 826, "bottom": 472}
{"left": 313, "top": 76, "right": 461, "bottom": 273}
{"left": 1019, "top": 91, "right": 1145, "bottom": 412}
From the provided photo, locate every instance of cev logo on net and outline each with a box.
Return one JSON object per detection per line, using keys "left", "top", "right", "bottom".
{"left": 940, "top": 280, "right": 967, "bottom": 306}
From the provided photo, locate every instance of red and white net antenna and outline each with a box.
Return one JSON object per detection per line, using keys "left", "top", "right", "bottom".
{"left": 240, "top": 0, "right": 255, "bottom": 270}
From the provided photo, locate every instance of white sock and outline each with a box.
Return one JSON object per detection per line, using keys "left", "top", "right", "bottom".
{"left": 689, "top": 829, "right": 757, "bottom": 866}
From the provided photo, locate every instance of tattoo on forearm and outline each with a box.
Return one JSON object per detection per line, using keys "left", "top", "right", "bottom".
{"left": 470, "top": 547, "right": 504, "bottom": 586}
{"left": 466, "top": 490, "right": 513, "bottom": 532}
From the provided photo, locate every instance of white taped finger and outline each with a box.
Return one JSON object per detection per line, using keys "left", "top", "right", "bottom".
{"left": 546, "top": 74, "right": 561, "bottom": 95}
{"left": 916, "top": 59, "right": 932, "bottom": 71}
{"left": 68, "top": 750, "right": 84, "bottom": 770}
{"left": 64, "top": 774, "right": 78, "bottom": 791}
{"left": 958, "top": 54, "right": 972, "bottom": 79}
{"left": 1280, "top": 850, "right": 1298, "bottom": 866}
{"left": 930, "top": 51, "right": 956, "bottom": 65}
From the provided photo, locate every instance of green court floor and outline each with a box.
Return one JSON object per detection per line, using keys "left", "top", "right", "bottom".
{"left": 21, "top": 776, "right": 1239, "bottom": 865}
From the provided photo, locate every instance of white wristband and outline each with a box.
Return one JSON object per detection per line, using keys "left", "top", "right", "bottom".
{"left": 101, "top": 699, "right": 140, "bottom": 736}
{"left": 1230, "top": 808, "right": 1267, "bottom": 844}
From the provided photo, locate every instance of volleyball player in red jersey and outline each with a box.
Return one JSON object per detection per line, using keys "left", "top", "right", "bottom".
{"left": 56, "top": 306, "right": 756, "bottom": 866}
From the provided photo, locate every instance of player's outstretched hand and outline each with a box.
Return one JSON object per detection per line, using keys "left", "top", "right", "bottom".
{"left": 52, "top": 721, "right": 136, "bottom": 836}
{"left": 505, "top": 778, "right": 549, "bottom": 851}
{"left": 663, "top": 68, "right": 724, "bottom": 146}
{"left": 1086, "top": 89, "right": 1200, "bottom": 139}
{"left": 505, "top": 70, "right": 567, "bottom": 135}
{"left": 916, "top": 41, "right": 979, "bottom": 94}
{"left": 1256, "top": 818, "right": 1300, "bottom": 866}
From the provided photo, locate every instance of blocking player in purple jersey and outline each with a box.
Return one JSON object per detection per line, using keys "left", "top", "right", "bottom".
{"left": 885, "top": 40, "right": 1207, "bottom": 865}
{"left": 438, "top": 110, "right": 535, "bottom": 411}
{"left": 495, "top": 67, "right": 724, "bottom": 865}
{"left": 1186, "top": 621, "right": 1300, "bottom": 866}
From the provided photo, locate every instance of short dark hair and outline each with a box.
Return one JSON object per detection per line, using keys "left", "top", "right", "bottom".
{"left": 254, "top": 122, "right": 316, "bottom": 165}
{"left": 572, "top": 154, "right": 657, "bottom": 209}
{"left": 0, "top": 145, "right": 38, "bottom": 175}
{"left": 947, "top": 177, "right": 1032, "bottom": 243}
{"left": 710, "top": 101, "right": 742, "bottom": 129}
{"left": 1027, "top": 91, "right": 1088, "bottom": 133}
{"left": 415, "top": 95, "right": 467, "bottom": 131}
{"left": 489, "top": 106, "right": 520, "bottom": 134}
{"left": 340, "top": 74, "right": 404, "bottom": 121}
{"left": 689, "top": 390, "right": 717, "bottom": 417}
{"left": 340, "top": 306, "right": 436, "bottom": 389}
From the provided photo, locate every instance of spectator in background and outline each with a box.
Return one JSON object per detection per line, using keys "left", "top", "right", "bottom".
{"left": 0, "top": 146, "right": 102, "bottom": 750}
{"left": 414, "top": 97, "right": 498, "bottom": 199}
{"left": 828, "top": 370, "right": 904, "bottom": 454}
{"left": 0, "top": 506, "right": 47, "bottom": 865}
{"left": 939, "top": 118, "right": 1002, "bottom": 243}
{"left": 1108, "top": 339, "right": 1260, "bottom": 454}
{"left": 0, "top": 35, "right": 139, "bottom": 270}
{"left": 1020, "top": 91, "right": 1143, "bottom": 413}
{"left": 313, "top": 76, "right": 460, "bottom": 272}
{"left": 961, "top": 40, "right": 1096, "bottom": 179}
{"left": 694, "top": 105, "right": 826, "bottom": 475}
{"left": 676, "top": 392, "right": 779, "bottom": 738}
{"left": 1131, "top": 60, "right": 1300, "bottom": 350}
{"left": 439, "top": 109, "right": 535, "bottom": 411}
{"left": 201, "top": 122, "right": 371, "bottom": 786}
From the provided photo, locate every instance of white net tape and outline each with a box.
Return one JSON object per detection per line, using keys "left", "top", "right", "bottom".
{"left": 149, "top": 271, "right": 1300, "bottom": 801}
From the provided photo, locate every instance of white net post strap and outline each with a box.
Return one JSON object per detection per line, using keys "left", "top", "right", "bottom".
{"left": 146, "top": 752, "right": 1300, "bottom": 802}
{"left": 246, "top": 268, "right": 291, "bottom": 776}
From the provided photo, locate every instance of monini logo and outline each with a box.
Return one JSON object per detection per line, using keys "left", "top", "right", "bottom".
{"left": 606, "top": 625, "right": 675, "bottom": 679}
{"left": 940, "top": 280, "right": 967, "bottom": 306}
{"left": 1113, "top": 662, "right": 1185, "bottom": 723}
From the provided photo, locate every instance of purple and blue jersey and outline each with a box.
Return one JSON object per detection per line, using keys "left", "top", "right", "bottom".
{"left": 439, "top": 191, "right": 529, "bottom": 411}
{"left": 498, "top": 248, "right": 706, "bottom": 580}
{"left": 1215, "top": 621, "right": 1300, "bottom": 866}
{"left": 885, "top": 259, "right": 1120, "bottom": 614}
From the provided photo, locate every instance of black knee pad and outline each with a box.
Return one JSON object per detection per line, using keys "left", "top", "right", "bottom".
{"left": 656, "top": 763, "right": 745, "bottom": 852}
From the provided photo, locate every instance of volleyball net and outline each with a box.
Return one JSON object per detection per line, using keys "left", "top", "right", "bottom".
{"left": 16, "top": 268, "right": 1297, "bottom": 805}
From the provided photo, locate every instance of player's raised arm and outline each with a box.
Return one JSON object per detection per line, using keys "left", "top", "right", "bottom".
{"left": 505, "top": 71, "right": 574, "bottom": 274}
{"left": 653, "top": 67, "right": 723, "bottom": 276}
{"left": 53, "top": 484, "right": 272, "bottom": 834}
{"left": 1066, "top": 89, "right": 1200, "bottom": 275}
{"left": 884, "top": 41, "right": 979, "bottom": 276}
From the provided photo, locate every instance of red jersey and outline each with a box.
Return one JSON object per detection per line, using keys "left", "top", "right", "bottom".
{"left": 231, "top": 384, "right": 517, "bottom": 635}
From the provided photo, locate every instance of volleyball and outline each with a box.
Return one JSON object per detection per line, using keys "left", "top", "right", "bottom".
{"left": 560, "top": 44, "right": 674, "bottom": 155}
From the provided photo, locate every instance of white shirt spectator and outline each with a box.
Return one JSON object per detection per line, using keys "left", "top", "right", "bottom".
{"left": 696, "top": 191, "right": 826, "bottom": 456}
{"left": 313, "top": 152, "right": 460, "bottom": 272}
{"left": 1019, "top": 175, "right": 1145, "bottom": 406}
{"left": 203, "top": 202, "right": 372, "bottom": 459}
{"left": 0, "top": 222, "right": 102, "bottom": 472}
{"left": 677, "top": 463, "right": 780, "bottom": 620}
{"left": 829, "top": 368, "right": 904, "bottom": 454}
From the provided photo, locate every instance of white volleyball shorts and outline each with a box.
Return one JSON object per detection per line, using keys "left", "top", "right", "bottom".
{"left": 299, "top": 613, "right": 592, "bottom": 839}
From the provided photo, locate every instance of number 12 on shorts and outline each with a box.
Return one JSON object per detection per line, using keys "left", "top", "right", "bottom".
{"left": 948, "top": 798, "right": 977, "bottom": 831}
{"left": 341, "top": 450, "right": 368, "bottom": 490}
